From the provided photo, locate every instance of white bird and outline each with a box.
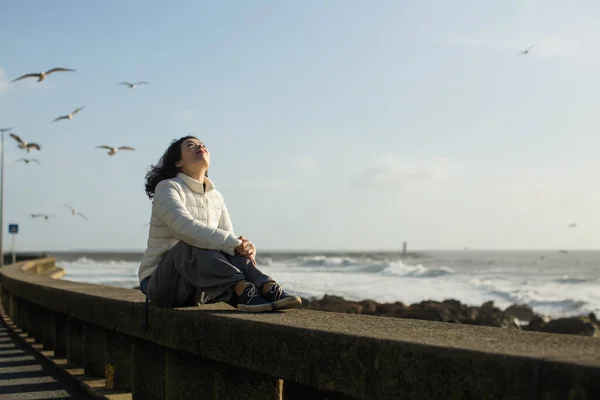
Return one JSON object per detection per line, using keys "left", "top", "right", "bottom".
{"left": 64, "top": 204, "right": 88, "bottom": 220}
{"left": 567, "top": 222, "right": 578, "bottom": 228}
{"left": 9, "top": 133, "right": 41, "bottom": 152}
{"left": 516, "top": 45, "right": 535, "bottom": 57}
{"left": 12, "top": 67, "right": 75, "bottom": 83}
{"left": 118, "top": 81, "right": 150, "bottom": 89}
{"left": 53, "top": 107, "right": 85, "bottom": 122}
{"left": 27, "top": 213, "right": 54, "bottom": 220}
{"left": 96, "top": 145, "right": 135, "bottom": 156}
{"left": 16, "top": 158, "right": 40, "bottom": 165}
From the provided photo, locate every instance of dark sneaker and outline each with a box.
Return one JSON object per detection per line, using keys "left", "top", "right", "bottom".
{"left": 237, "top": 284, "right": 273, "bottom": 313}
{"left": 263, "top": 284, "right": 302, "bottom": 310}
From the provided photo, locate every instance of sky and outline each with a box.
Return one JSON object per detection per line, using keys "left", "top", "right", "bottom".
{"left": 1, "top": 0, "right": 600, "bottom": 252}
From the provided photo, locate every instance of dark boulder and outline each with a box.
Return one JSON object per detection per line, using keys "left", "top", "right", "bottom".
{"left": 505, "top": 304, "right": 536, "bottom": 322}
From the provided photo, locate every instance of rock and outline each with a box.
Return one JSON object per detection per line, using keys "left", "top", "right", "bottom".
{"left": 474, "top": 301, "right": 518, "bottom": 328}
{"left": 542, "top": 317, "right": 599, "bottom": 337}
{"left": 524, "top": 315, "right": 600, "bottom": 337}
{"left": 525, "top": 315, "right": 551, "bottom": 332}
{"left": 358, "top": 300, "right": 378, "bottom": 315}
{"left": 505, "top": 304, "right": 536, "bottom": 322}
{"left": 300, "top": 295, "right": 596, "bottom": 336}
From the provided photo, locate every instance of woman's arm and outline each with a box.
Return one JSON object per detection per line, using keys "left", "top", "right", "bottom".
{"left": 218, "top": 202, "right": 234, "bottom": 233}
{"left": 153, "top": 181, "right": 242, "bottom": 254}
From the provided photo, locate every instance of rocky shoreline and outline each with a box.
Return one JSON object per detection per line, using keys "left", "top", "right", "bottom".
{"left": 300, "top": 295, "right": 599, "bottom": 337}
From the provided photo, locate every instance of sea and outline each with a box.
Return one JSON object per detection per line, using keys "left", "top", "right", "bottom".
{"left": 50, "top": 250, "right": 600, "bottom": 318}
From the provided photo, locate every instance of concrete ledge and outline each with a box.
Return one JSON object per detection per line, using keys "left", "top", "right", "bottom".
{"left": 2, "top": 258, "right": 600, "bottom": 399}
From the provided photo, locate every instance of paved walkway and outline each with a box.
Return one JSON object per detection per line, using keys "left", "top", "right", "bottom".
{"left": 0, "top": 321, "right": 90, "bottom": 400}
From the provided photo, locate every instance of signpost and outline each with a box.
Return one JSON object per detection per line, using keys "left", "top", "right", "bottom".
{"left": 8, "top": 224, "right": 17, "bottom": 264}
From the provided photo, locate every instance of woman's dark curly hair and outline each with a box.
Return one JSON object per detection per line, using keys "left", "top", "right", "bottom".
{"left": 145, "top": 136, "right": 208, "bottom": 199}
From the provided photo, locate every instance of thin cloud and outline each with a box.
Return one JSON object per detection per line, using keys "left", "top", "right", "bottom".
{"left": 290, "top": 156, "right": 316, "bottom": 171}
{"left": 355, "top": 155, "right": 462, "bottom": 188}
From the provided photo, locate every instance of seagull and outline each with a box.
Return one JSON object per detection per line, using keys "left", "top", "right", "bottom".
{"left": 9, "top": 133, "right": 41, "bottom": 152}
{"left": 559, "top": 249, "right": 569, "bottom": 255}
{"left": 117, "top": 81, "right": 150, "bottom": 89}
{"left": 516, "top": 45, "right": 535, "bottom": 57}
{"left": 64, "top": 204, "right": 88, "bottom": 220}
{"left": 27, "top": 213, "right": 54, "bottom": 220}
{"left": 96, "top": 145, "right": 135, "bottom": 156}
{"left": 53, "top": 107, "right": 85, "bottom": 122}
{"left": 16, "top": 158, "right": 40, "bottom": 165}
{"left": 567, "top": 222, "right": 578, "bottom": 228}
{"left": 12, "top": 67, "right": 75, "bottom": 83}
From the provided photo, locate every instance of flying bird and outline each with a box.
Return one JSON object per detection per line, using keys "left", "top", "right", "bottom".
{"left": 64, "top": 204, "right": 88, "bottom": 220}
{"left": 9, "top": 133, "right": 41, "bottom": 152}
{"left": 27, "top": 213, "right": 54, "bottom": 220}
{"left": 567, "top": 222, "right": 578, "bottom": 228}
{"left": 16, "top": 158, "right": 40, "bottom": 165}
{"left": 559, "top": 249, "right": 569, "bottom": 255}
{"left": 53, "top": 107, "right": 85, "bottom": 122}
{"left": 96, "top": 145, "right": 135, "bottom": 156}
{"left": 516, "top": 45, "right": 535, "bottom": 57}
{"left": 118, "top": 81, "right": 150, "bottom": 88}
{"left": 12, "top": 67, "right": 75, "bottom": 83}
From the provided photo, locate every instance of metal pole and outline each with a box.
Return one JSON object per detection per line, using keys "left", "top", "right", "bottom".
{"left": 11, "top": 233, "right": 14, "bottom": 265}
{"left": 0, "top": 128, "right": 7, "bottom": 267}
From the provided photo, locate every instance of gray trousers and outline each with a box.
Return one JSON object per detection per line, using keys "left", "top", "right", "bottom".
{"left": 145, "top": 241, "right": 274, "bottom": 308}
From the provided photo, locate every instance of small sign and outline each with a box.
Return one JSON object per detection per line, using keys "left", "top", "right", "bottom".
{"left": 8, "top": 224, "right": 18, "bottom": 234}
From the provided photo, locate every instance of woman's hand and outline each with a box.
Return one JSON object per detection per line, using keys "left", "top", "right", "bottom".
{"left": 235, "top": 236, "right": 256, "bottom": 263}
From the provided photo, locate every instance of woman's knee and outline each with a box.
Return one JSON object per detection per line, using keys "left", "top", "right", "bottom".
{"left": 147, "top": 275, "right": 195, "bottom": 308}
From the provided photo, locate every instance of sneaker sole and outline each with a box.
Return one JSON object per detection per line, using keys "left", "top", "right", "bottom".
{"left": 272, "top": 296, "right": 303, "bottom": 310}
{"left": 237, "top": 303, "right": 273, "bottom": 313}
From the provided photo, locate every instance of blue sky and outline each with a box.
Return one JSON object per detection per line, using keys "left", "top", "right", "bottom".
{"left": 1, "top": 0, "right": 600, "bottom": 251}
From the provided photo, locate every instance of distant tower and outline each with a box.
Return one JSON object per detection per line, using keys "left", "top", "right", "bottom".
{"left": 402, "top": 241, "right": 407, "bottom": 254}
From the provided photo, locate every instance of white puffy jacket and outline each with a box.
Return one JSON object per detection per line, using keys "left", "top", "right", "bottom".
{"left": 138, "top": 172, "right": 243, "bottom": 283}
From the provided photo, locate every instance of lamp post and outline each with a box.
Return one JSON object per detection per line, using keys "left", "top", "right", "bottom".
{"left": 0, "top": 127, "right": 11, "bottom": 267}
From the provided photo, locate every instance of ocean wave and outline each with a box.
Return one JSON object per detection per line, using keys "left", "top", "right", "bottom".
{"left": 487, "top": 290, "right": 588, "bottom": 313}
{"left": 280, "top": 255, "right": 454, "bottom": 278}
{"left": 296, "top": 255, "right": 361, "bottom": 267}
{"left": 469, "top": 276, "right": 595, "bottom": 315}
{"left": 60, "top": 256, "right": 137, "bottom": 267}
{"left": 554, "top": 277, "right": 597, "bottom": 284}
{"left": 255, "top": 256, "right": 273, "bottom": 266}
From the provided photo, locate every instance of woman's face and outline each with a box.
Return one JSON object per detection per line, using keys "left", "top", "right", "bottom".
{"left": 178, "top": 138, "right": 210, "bottom": 169}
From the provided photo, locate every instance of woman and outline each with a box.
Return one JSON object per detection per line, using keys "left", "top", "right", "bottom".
{"left": 138, "top": 136, "right": 302, "bottom": 312}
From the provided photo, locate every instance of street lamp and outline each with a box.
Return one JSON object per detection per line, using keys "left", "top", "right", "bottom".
{"left": 0, "top": 127, "right": 11, "bottom": 267}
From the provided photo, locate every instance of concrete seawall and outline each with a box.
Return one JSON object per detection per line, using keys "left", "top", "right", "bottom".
{"left": 1, "top": 257, "right": 600, "bottom": 399}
